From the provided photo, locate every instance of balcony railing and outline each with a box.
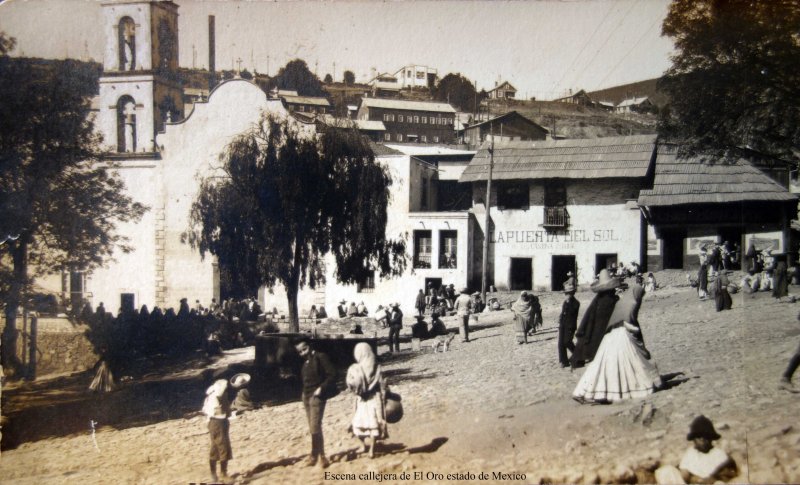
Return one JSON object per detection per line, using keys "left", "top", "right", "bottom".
{"left": 543, "top": 206, "right": 570, "bottom": 228}
{"left": 413, "top": 253, "right": 432, "bottom": 269}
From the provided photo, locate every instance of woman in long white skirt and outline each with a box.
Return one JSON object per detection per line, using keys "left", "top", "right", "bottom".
{"left": 573, "top": 285, "right": 662, "bottom": 403}
{"left": 346, "top": 343, "right": 387, "bottom": 457}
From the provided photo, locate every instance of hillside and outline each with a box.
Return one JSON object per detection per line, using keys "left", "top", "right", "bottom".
{"left": 586, "top": 77, "right": 669, "bottom": 108}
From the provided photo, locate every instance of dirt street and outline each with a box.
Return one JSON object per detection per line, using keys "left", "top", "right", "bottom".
{"left": 2, "top": 278, "right": 799, "bottom": 484}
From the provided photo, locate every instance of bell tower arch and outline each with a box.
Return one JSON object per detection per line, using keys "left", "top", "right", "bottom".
{"left": 97, "top": 0, "right": 184, "bottom": 154}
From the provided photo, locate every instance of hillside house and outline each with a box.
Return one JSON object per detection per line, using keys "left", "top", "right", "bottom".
{"left": 392, "top": 65, "right": 438, "bottom": 90}
{"left": 356, "top": 97, "right": 457, "bottom": 144}
{"left": 460, "top": 111, "right": 549, "bottom": 148}
{"left": 487, "top": 81, "right": 517, "bottom": 100}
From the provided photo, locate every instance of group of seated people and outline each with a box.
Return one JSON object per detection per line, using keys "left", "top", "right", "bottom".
{"left": 410, "top": 313, "right": 449, "bottom": 340}
{"left": 336, "top": 300, "right": 369, "bottom": 318}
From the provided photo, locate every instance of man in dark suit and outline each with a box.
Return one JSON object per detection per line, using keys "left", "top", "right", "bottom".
{"left": 294, "top": 339, "right": 337, "bottom": 468}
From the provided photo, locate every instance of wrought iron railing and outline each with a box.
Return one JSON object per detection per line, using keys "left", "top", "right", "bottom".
{"left": 543, "top": 206, "right": 570, "bottom": 228}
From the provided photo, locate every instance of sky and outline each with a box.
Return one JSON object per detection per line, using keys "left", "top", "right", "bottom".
{"left": 0, "top": 0, "right": 675, "bottom": 101}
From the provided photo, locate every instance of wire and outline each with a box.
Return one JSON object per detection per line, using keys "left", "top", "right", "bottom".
{"left": 594, "top": 15, "right": 662, "bottom": 90}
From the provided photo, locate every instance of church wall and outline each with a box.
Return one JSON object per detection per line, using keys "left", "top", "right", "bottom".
{"left": 102, "top": 3, "right": 154, "bottom": 72}
{"left": 87, "top": 160, "right": 160, "bottom": 314}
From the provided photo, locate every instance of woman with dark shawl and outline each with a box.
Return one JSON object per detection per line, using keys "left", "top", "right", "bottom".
{"left": 573, "top": 284, "right": 662, "bottom": 403}
{"left": 511, "top": 291, "right": 532, "bottom": 344}
{"left": 571, "top": 270, "right": 621, "bottom": 368}
{"left": 346, "top": 343, "right": 387, "bottom": 458}
{"left": 773, "top": 260, "right": 789, "bottom": 299}
{"left": 713, "top": 271, "right": 733, "bottom": 311}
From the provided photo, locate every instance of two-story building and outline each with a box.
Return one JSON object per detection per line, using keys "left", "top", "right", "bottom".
{"left": 487, "top": 81, "right": 517, "bottom": 100}
{"left": 357, "top": 98, "right": 457, "bottom": 144}
{"left": 460, "top": 111, "right": 549, "bottom": 148}
{"left": 392, "top": 65, "right": 438, "bottom": 90}
{"left": 280, "top": 94, "right": 332, "bottom": 115}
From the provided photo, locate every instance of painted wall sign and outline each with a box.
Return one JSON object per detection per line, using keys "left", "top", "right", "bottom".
{"left": 490, "top": 229, "right": 621, "bottom": 244}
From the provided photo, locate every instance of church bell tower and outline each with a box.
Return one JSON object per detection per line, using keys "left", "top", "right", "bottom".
{"left": 97, "top": 0, "right": 184, "bottom": 154}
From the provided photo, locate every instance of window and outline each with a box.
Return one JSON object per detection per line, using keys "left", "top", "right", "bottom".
{"left": 421, "top": 135, "right": 427, "bottom": 142}
{"left": 399, "top": 115, "right": 404, "bottom": 122}
{"left": 433, "top": 136, "right": 439, "bottom": 143}
{"left": 414, "top": 116, "right": 419, "bottom": 123}
{"left": 421, "top": 116, "right": 427, "bottom": 124}
{"left": 384, "top": 114, "right": 390, "bottom": 122}
{"left": 407, "top": 70, "right": 412, "bottom": 77}
{"left": 384, "top": 133, "right": 391, "bottom": 141}
{"left": 439, "top": 231, "right": 458, "bottom": 268}
{"left": 417, "top": 71, "right": 425, "bottom": 79}
{"left": 407, "top": 116, "right": 413, "bottom": 123}
{"left": 413, "top": 230, "right": 433, "bottom": 268}
{"left": 357, "top": 272, "right": 375, "bottom": 293}
{"left": 497, "top": 181, "right": 529, "bottom": 210}
{"left": 389, "top": 114, "right": 395, "bottom": 122}
{"left": 543, "top": 182, "right": 569, "bottom": 227}
{"left": 397, "top": 133, "right": 403, "bottom": 141}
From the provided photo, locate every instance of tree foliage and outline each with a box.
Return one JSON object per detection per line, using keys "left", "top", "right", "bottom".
{"left": 274, "top": 59, "right": 325, "bottom": 96}
{"left": 187, "top": 116, "right": 406, "bottom": 330}
{"left": 658, "top": 0, "right": 800, "bottom": 164}
{"left": 433, "top": 73, "right": 482, "bottom": 112}
{"left": 324, "top": 73, "right": 333, "bottom": 84}
{"left": 343, "top": 70, "right": 355, "bottom": 85}
{"left": 0, "top": 35, "right": 147, "bottom": 374}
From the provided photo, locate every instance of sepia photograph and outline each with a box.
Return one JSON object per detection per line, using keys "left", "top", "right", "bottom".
{"left": 1, "top": 0, "right": 799, "bottom": 483}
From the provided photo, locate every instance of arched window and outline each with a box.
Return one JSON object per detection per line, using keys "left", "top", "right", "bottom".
{"left": 116, "top": 95, "right": 137, "bottom": 153}
{"left": 118, "top": 17, "right": 136, "bottom": 71}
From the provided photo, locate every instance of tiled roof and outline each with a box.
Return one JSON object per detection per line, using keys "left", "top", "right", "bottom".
{"left": 459, "top": 135, "right": 657, "bottom": 182}
{"left": 282, "top": 95, "right": 331, "bottom": 106}
{"left": 637, "top": 145, "right": 797, "bottom": 206}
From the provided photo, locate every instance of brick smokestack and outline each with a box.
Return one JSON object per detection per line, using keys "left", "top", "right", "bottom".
{"left": 208, "top": 15, "right": 216, "bottom": 89}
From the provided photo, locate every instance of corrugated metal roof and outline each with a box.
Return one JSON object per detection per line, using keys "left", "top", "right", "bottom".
{"left": 282, "top": 95, "right": 331, "bottom": 106}
{"left": 459, "top": 134, "right": 657, "bottom": 182}
{"left": 617, "top": 96, "right": 650, "bottom": 107}
{"left": 360, "top": 97, "right": 456, "bottom": 113}
{"left": 354, "top": 120, "right": 386, "bottom": 131}
{"left": 637, "top": 145, "right": 797, "bottom": 206}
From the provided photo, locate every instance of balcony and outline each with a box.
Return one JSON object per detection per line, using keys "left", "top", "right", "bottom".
{"left": 543, "top": 206, "right": 570, "bottom": 229}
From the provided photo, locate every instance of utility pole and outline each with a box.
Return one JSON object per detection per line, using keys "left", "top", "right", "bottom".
{"left": 481, "top": 112, "right": 494, "bottom": 303}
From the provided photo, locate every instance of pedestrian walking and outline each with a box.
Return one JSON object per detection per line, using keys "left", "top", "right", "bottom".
{"left": 571, "top": 269, "right": 621, "bottom": 368}
{"left": 454, "top": 287, "right": 473, "bottom": 343}
{"left": 573, "top": 284, "right": 661, "bottom": 403}
{"left": 414, "top": 289, "right": 426, "bottom": 317}
{"left": 346, "top": 343, "right": 387, "bottom": 458}
{"left": 294, "top": 339, "right": 337, "bottom": 468}
{"left": 387, "top": 303, "right": 403, "bottom": 353}
{"left": 203, "top": 379, "right": 233, "bottom": 483}
{"left": 511, "top": 291, "right": 532, "bottom": 344}
{"left": 558, "top": 282, "right": 580, "bottom": 367}
{"left": 779, "top": 311, "right": 800, "bottom": 393}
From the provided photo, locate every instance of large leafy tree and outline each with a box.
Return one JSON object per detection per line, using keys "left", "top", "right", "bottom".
{"left": 658, "top": 0, "right": 800, "bottom": 164}
{"left": 187, "top": 116, "right": 406, "bottom": 330}
{"left": 0, "top": 35, "right": 147, "bottom": 375}
{"left": 433, "top": 73, "right": 482, "bottom": 112}
{"left": 274, "top": 59, "right": 325, "bottom": 96}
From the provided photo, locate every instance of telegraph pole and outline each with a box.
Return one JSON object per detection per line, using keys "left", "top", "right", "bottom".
{"left": 481, "top": 119, "right": 494, "bottom": 304}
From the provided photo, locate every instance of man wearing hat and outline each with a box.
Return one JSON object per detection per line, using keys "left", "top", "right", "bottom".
{"left": 678, "top": 415, "right": 737, "bottom": 482}
{"left": 571, "top": 269, "right": 621, "bottom": 368}
{"left": 294, "top": 339, "right": 337, "bottom": 468}
{"left": 387, "top": 303, "right": 403, "bottom": 353}
{"left": 454, "top": 288, "right": 473, "bottom": 343}
{"left": 558, "top": 281, "right": 580, "bottom": 367}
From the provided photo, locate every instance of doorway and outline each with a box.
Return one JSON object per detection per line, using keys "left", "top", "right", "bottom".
{"left": 595, "top": 253, "right": 618, "bottom": 275}
{"left": 718, "top": 227, "right": 744, "bottom": 270}
{"left": 551, "top": 255, "right": 577, "bottom": 291}
{"left": 662, "top": 230, "right": 686, "bottom": 269}
{"left": 510, "top": 258, "right": 532, "bottom": 290}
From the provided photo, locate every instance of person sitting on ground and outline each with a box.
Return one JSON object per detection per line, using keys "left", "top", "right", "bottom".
{"left": 230, "top": 373, "right": 255, "bottom": 412}
{"left": 655, "top": 415, "right": 737, "bottom": 484}
{"left": 317, "top": 306, "right": 328, "bottom": 319}
{"left": 308, "top": 305, "right": 319, "bottom": 320}
{"left": 644, "top": 272, "right": 657, "bottom": 293}
{"left": 713, "top": 271, "right": 733, "bottom": 312}
{"left": 206, "top": 331, "right": 223, "bottom": 356}
{"left": 337, "top": 300, "right": 347, "bottom": 318}
{"left": 470, "top": 292, "right": 484, "bottom": 314}
{"left": 349, "top": 322, "right": 364, "bottom": 335}
{"left": 347, "top": 301, "right": 359, "bottom": 317}
{"left": 357, "top": 301, "right": 368, "bottom": 317}
{"left": 411, "top": 315, "right": 429, "bottom": 340}
{"left": 429, "top": 313, "right": 447, "bottom": 337}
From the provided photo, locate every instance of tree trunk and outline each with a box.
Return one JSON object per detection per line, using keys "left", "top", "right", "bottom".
{"left": 2, "top": 237, "right": 29, "bottom": 377}
{"left": 285, "top": 236, "right": 304, "bottom": 333}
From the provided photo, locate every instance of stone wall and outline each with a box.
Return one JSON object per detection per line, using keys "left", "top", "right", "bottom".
{"left": 7, "top": 316, "right": 98, "bottom": 378}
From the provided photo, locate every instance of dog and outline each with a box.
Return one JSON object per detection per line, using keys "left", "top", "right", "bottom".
{"left": 431, "top": 333, "right": 455, "bottom": 353}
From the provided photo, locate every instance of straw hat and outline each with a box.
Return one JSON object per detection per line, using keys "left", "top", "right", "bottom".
{"left": 339, "top": 299, "right": 347, "bottom": 304}
{"left": 230, "top": 373, "right": 251, "bottom": 388}
{"left": 686, "top": 415, "right": 721, "bottom": 441}
{"left": 590, "top": 269, "right": 623, "bottom": 293}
